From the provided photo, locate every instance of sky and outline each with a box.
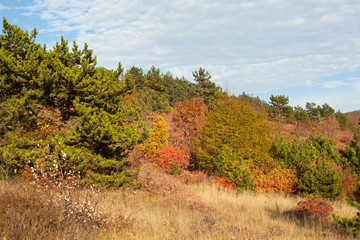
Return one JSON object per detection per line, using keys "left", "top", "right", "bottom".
{"left": 1, "top": 0, "right": 360, "bottom": 113}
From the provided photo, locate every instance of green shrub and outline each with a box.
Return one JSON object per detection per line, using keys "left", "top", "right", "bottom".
{"left": 344, "top": 129, "right": 360, "bottom": 175}
{"left": 272, "top": 132, "right": 345, "bottom": 198}
{"left": 298, "top": 158, "right": 343, "bottom": 199}
{"left": 213, "top": 148, "right": 255, "bottom": 192}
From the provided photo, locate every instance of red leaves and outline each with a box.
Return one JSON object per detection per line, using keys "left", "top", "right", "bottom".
{"left": 297, "top": 196, "right": 334, "bottom": 221}
{"left": 152, "top": 145, "right": 190, "bottom": 171}
{"left": 215, "top": 176, "right": 236, "bottom": 192}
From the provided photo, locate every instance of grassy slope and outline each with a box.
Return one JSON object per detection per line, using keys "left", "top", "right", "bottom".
{"left": 1, "top": 165, "right": 357, "bottom": 240}
{"left": 1, "top": 106, "right": 358, "bottom": 239}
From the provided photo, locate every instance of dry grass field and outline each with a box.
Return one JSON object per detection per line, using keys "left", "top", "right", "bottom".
{"left": 0, "top": 165, "right": 358, "bottom": 240}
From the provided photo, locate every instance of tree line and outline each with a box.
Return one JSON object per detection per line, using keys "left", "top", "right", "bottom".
{"left": 1, "top": 16, "right": 359, "bottom": 200}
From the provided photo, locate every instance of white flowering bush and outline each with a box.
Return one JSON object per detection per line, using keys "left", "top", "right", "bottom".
{"left": 23, "top": 157, "right": 108, "bottom": 228}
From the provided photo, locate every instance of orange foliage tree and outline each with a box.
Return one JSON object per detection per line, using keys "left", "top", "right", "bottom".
{"left": 172, "top": 98, "right": 208, "bottom": 139}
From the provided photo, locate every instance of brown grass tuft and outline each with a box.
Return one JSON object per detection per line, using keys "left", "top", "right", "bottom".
{"left": 1, "top": 166, "right": 358, "bottom": 239}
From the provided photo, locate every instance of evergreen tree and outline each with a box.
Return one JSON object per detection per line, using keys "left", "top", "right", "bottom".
{"left": 0, "top": 19, "right": 146, "bottom": 187}
{"left": 294, "top": 105, "right": 310, "bottom": 122}
{"left": 269, "top": 95, "right": 294, "bottom": 122}
{"left": 192, "top": 67, "right": 221, "bottom": 105}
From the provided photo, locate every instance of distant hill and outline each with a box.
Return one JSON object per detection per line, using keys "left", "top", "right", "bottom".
{"left": 344, "top": 110, "right": 360, "bottom": 125}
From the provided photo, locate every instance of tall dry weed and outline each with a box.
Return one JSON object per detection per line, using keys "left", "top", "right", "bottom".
{"left": 0, "top": 159, "right": 131, "bottom": 239}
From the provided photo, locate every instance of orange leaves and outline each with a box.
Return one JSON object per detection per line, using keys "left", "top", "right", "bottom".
{"left": 251, "top": 158, "right": 297, "bottom": 193}
{"left": 172, "top": 98, "right": 208, "bottom": 138}
{"left": 212, "top": 158, "right": 297, "bottom": 194}
{"left": 215, "top": 176, "right": 236, "bottom": 193}
{"left": 152, "top": 145, "right": 190, "bottom": 172}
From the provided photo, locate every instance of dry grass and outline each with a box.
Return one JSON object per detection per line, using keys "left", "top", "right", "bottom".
{"left": 101, "top": 166, "right": 357, "bottom": 239}
{"left": 192, "top": 183, "right": 356, "bottom": 240}
{"left": 0, "top": 180, "right": 128, "bottom": 240}
{"left": 1, "top": 166, "right": 358, "bottom": 239}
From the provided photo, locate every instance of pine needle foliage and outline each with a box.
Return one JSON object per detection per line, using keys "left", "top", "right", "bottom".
{"left": 0, "top": 18, "right": 146, "bottom": 187}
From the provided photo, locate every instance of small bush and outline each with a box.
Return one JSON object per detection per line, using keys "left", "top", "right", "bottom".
{"left": 212, "top": 149, "right": 255, "bottom": 192}
{"left": 140, "top": 164, "right": 192, "bottom": 198}
{"left": 298, "top": 158, "right": 343, "bottom": 199}
{"left": 251, "top": 157, "right": 297, "bottom": 193}
{"left": 0, "top": 158, "right": 130, "bottom": 240}
{"left": 152, "top": 145, "right": 190, "bottom": 173}
{"left": 297, "top": 195, "right": 334, "bottom": 221}
{"left": 21, "top": 159, "right": 108, "bottom": 227}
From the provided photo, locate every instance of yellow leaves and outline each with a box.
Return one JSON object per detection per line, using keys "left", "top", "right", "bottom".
{"left": 140, "top": 115, "right": 169, "bottom": 158}
{"left": 197, "top": 96, "right": 272, "bottom": 169}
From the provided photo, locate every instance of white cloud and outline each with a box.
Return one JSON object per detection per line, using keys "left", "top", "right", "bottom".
{"left": 0, "top": 3, "right": 9, "bottom": 11}
{"left": 320, "top": 14, "right": 342, "bottom": 23}
{"left": 24, "top": 0, "right": 360, "bottom": 106}
{"left": 321, "top": 80, "right": 344, "bottom": 88}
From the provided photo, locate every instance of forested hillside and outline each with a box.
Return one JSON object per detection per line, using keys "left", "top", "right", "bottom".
{"left": 1, "top": 18, "right": 360, "bottom": 239}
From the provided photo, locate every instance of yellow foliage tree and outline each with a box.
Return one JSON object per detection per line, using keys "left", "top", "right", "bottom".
{"left": 196, "top": 96, "right": 272, "bottom": 171}
{"left": 140, "top": 115, "right": 169, "bottom": 157}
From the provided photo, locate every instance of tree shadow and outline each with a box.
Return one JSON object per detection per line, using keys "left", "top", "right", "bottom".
{"left": 266, "top": 206, "right": 352, "bottom": 239}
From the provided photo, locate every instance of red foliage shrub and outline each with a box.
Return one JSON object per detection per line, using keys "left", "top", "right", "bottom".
{"left": 341, "top": 170, "right": 358, "bottom": 200}
{"left": 251, "top": 158, "right": 297, "bottom": 193}
{"left": 152, "top": 145, "right": 190, "bottom": 172}
{"left": 297, "top": 196, "right": 334, "bottom": 221}
{"left": 215, "top": 176, "right": 236, "bottom": 193}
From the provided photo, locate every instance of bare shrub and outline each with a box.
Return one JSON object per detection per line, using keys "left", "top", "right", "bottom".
{"left": 0, "top": 159, "right": 131, "bottom": 239}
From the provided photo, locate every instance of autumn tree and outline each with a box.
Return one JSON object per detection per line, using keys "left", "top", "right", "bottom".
{"left": 196, "top": 95, "right": 272, "bottom": 188}
{"left": 140, "top": 115, "right": 169, "bottom": 157}
{"left": 152, "top": 145, "right": 190, "bottom": 174}
{"left": 172, "top": 98, "right": 208, "bottom": 139}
